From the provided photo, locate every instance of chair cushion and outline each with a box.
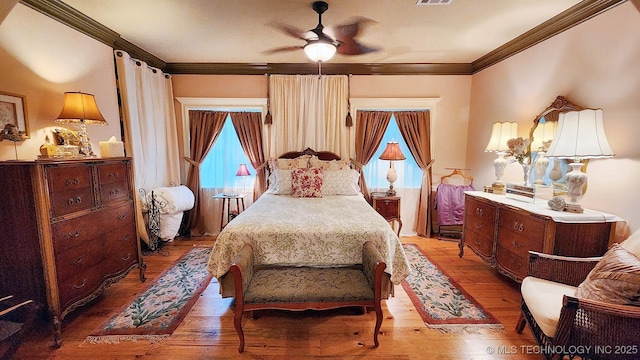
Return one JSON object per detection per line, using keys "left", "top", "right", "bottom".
{"left": 521, "top": 276, "right": 577, "bottom": 338}
{"left": 575, "top": 243, "right": 640, "bottom": 306}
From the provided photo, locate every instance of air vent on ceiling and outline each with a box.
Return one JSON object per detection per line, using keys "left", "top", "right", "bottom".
{"left": 416, "top": 0, "right": 452, "bottom": 5}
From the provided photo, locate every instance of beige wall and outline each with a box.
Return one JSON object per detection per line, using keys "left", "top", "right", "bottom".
{"left": 467, "top": 2, "right": 640, "bottom": 231}
{"left": 3, "top": 1, "right": 637, "bottom": 231}
{"left": 172, "top": 74, "right": 472, "bottom": 181}
{"left": 0, "top": 4, "right": 121, "bottom": 161}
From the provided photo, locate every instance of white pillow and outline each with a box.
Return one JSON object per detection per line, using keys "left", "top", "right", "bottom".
{"left": 309, "top": 156, "right": 351, "bottom": 171}
{"left": 322, "top": 169, "right": 360, "bottom": 196}
{"left": 267, "top": 169, "right": 294, "bottom": 195}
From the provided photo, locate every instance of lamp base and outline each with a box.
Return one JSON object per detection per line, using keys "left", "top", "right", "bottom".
{"left": 386, "top": 188, "right": 396, "bottom": 196}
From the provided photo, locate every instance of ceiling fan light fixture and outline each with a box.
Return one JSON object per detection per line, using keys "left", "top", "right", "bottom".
{"left": 304, "top": 40, "right": 336, "bottom": 62}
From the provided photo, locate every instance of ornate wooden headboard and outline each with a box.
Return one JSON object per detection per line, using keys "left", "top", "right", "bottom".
{"left": 278, "top": 147, "right": 341, "bottom": 161}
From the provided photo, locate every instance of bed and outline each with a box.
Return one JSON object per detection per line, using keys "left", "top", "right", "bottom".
{"left": 206, "top": 148, "right": 410, "bottom": 298}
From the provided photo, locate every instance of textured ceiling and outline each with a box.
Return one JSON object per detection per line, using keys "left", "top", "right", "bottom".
{"left": 59, "top": 0, "right": 583, "bottom": 65}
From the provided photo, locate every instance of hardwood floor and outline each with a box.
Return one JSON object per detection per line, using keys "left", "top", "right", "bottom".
{"left": 14, "top": 236, "right": 540, "bottom": 359}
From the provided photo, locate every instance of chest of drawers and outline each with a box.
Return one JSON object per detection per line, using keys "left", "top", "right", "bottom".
{"left": 459, "top": 191, "right": 620, "bottom": 282}
{"left": 0, "top": 158, "right": 146, "bottom": 346}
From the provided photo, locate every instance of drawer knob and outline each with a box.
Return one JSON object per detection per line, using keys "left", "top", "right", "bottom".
{"left": 65, "top": 177, "right": 80, "bottom": 186}
{"left": 116, "top": 213, "right": 128, "bottom": 220}
{"left": 475, "top": 208, "right": 484, "bottom": 216}
{"left": 65, "top": 230, "right": 81, "bottom": 238}
{"left": 119, "top": 234, "right": 130, "bottom": 242}
{"left": 383, "top": 200, "right": 390, "bottom": 205}
{"left": 109, "top": 188, "right": 121, "bottom": 196}
{"left": 72, "top": 256, "right": 84, "bottom": 265}
{"left": 513, "top": 221, "right": 524, "bottom": 232}
{"left": 122, "top": 253, "right": 132, "bottom": 261}
{"left": 512, "top": 240, "right": 522, "bottom": 248}
{"left": 109, "top": 172, "right": 119, "bottom": 179}
{"left": 73, "top": 279, "right": 87, "bottom": 289}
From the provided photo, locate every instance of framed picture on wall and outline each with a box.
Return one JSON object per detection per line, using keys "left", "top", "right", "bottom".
{"left": 0, "top": 91, "right": 29, "bottom": 138}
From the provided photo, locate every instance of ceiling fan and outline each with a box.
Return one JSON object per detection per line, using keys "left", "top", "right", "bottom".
{"left": 265, "top": 1, "right": 379, "bottom": 63}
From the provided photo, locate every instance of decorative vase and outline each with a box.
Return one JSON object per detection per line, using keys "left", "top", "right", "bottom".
{"left": 534, "top": 151, "right": 549, "bottom": 185}
{"left": 521, "top": 163, "right": 532, "bottom": 186}
{"left": 549, "top": 160, "right": 562, "bottom": 182}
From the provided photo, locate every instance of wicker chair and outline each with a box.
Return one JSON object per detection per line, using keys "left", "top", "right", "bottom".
{"left": 516, "top": 250, "right": 640, "bottom": 360}
{"left": 0, "top": 295, "right": 37, "bottom": 359}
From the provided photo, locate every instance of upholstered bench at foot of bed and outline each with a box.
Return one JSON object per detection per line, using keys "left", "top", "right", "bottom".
{"left": 229, "top": 241, "right": 387, "bottom": 353}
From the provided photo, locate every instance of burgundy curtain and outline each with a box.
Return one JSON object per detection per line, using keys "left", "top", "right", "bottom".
{"left": 394, "top": 111, "right": 433, "bottom": 236}
{"left": 184, "top": 110, "right": 228, "bottom": 235}
{"left": 354, "top": 111, "right": 392, "bottom": 201}
{"left": 230, "top": 112, "right": 267, "bottom": 200}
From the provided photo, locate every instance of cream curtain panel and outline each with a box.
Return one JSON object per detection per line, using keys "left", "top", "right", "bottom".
{"left": 114, "top": 50, "right": 180, "bottom": 245}
{"left": 269, "top": 75, "right": 348, "bottom": 158}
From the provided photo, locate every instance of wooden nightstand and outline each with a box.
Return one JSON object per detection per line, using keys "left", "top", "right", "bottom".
{"left": 372, "top": 195, "right": 402, "bottom": 236}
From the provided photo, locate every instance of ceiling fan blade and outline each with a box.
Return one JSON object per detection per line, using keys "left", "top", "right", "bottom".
{"left": 270, "top": 22, "right": 308, "bottom": 41}
{"left": 332, "top": 17, "right": 376, "bottom": 40}
{"left": 263, "top": 45, "right": 304, "bottom": 55}
{"left": 336, "top": 40, "right": 379, "bottom": 56}
{"left": 331, "top": 17, "right": 380, "bottom": 55}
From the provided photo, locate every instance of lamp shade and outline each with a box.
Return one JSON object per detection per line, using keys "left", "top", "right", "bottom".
{"left": 379, "top": 141, "right": 406, "bottom": 161}
{"left": 545, "top": 109, "right": 614, "bottom": 160}
{"left": 236, "top": 164, "right": 251, "bottom": 177}
{"left": 530, "top": 120, "right": 557, "bottom": 152}
{"left": 55, "top": 92, "right": 108, "bottom": 125}
{"left": 304, "top": 41, "right": 337, "bottom": 62}
{"left": 485, "top": 122, "right": 518, "bottom": 152}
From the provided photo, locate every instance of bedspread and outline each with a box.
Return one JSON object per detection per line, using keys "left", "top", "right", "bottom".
{"left": 207, "top": 193, "right": 410, "bottom": 284}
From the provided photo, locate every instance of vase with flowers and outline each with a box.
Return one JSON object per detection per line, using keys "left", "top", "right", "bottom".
{"left": 507, "top": 137, "right": 532, "bottom": 186}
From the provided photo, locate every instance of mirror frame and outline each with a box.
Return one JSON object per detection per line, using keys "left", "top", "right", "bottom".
{"left": 528, "top": 96, "right": 585, "bottom": 191}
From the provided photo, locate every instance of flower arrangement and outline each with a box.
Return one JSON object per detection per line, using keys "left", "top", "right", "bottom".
{"left": 0, "top": 124, "right": 26, "bottom": 142}
{"left": 506, "top": 137, "right": 531, "bottom": 165}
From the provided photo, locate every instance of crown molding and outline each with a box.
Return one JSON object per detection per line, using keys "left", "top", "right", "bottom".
{"left": 472, "top": 0, "right": 626, "bottom": 73}
{"left": 19, "top": 0, "right": 625, "bottom": 76}
{"left": 164, "top": 62, "right": 474, "bottom": 76}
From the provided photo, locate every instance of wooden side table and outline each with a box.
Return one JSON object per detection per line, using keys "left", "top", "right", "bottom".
{"left": 372, "top": 195, "right": 402, "bottom": 236}
{"left": 213, "top": 193, "right": 249, "bottom": 230}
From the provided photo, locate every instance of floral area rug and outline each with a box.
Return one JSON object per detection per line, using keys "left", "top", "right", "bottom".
{"left": 86, "top": 247, "right": 213, "bottom": 344}
{"left": 401, "top": 243, "right": 503, "bottom": 333}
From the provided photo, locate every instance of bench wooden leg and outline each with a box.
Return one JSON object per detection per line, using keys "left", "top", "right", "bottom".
{"left": 234, "top": 308, "right": 245, "bottom": 353}
{"left": 373, "top": 300, "right": 383, "bottom": 348}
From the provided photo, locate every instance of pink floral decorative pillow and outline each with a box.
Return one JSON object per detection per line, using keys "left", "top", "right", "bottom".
{"left": 292, "top": 168, "right": 324, "bottom": 198}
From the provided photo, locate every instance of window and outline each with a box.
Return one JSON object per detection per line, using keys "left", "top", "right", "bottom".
{"left": 363, "top": 115, "right": 423, "bottom": 189}
{"left": 200, "top": 115, "right": 256, "bottom": 191}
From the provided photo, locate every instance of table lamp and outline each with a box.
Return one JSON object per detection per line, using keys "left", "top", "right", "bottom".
{"left": 379, "top": 141, "right": 406, "bottom": 196}
{"left": 55, "top": 92, "right": 108, "bottom": 156}
{"left": 544, "top": 109, "right": 614, "bottom": 213}
{"left": 236, "top": 163, "right": 251, "bottom": 194}
{"left": 485, "top": 122, "right": 518, "bottom": 188}
{"left": 530, "top": 120, "right": 557, "bottom": 184}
